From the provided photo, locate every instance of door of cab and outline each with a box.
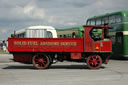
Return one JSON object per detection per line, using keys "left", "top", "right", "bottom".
{"left": 84, "top": 27, "right": 94, "bottom": 52}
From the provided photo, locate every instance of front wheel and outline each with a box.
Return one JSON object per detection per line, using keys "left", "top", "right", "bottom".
{"left": 87, "top": 55, "right": 102, "bottom": 69}
{"left": 32, "top": 54, "right": 51, "bottom": 69}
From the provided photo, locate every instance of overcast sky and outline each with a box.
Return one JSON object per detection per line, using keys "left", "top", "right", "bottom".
{"left": 0, "top": 0, "right": 128, "bottom": 40}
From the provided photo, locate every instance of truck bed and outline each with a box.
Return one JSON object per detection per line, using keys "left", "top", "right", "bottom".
{"left": 8, "top": 38, "right": 84, "bottom": 53}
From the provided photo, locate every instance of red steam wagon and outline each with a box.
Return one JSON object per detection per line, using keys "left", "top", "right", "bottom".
{"left": 8, "top": 25, "right": 112, "bottom": 69}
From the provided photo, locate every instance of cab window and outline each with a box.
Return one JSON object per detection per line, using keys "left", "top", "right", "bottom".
{"left": 90, "top": 28, "right": 102, "bottom": 41}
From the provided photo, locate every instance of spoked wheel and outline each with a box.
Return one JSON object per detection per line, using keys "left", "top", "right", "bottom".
{"left": 32, "top": 54, "right": 51, "bottom": 69}
{"left": 87, "top": 55, "right": 102, "bottom": 69}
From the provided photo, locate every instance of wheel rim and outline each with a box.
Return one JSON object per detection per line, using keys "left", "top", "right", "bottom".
{"left": 87, "top": 55, "right": 102, "bottom": 69}
{"left": 33, "top": 54, "right": 49, "bottom": 69}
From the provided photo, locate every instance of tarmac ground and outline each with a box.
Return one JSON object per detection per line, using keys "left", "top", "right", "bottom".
{"left": 0, "top": 54, "right": 128, "bottom": 85}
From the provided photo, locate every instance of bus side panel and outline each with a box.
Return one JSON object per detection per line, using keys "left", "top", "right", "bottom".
{"left": 8, "top": 38, "right": 84, "bottom": 53}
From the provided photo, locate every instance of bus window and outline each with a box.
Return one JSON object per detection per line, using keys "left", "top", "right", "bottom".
{"left": 64, "top": 35, "right": 66, "bottom": 38}
{"left": 22, "top": 33, "right": 25, "bottom": 38}
{"left": 68, "top": 34, "right": 71, "bottom": 38}
{"left": 81, "top": 31, "right": 84, "bottom": 38}
{"left": 126, "top": 14, "right": 128, "bottom": 22}
{"left": 87, "top": 20, "right": 91, "bottom": 25}
{"left": 115, "top": 15, "right": 121, "bottom": 23}
{"left": 109, "top": 16, "right": 115, "bottom": 24}
{"left": 116, "top": 32, "right": 123, "bottom": 44}
{"left": 47, "top": 31, "right": 53, "bottom": 38}
{"left": 90, "top": 28, "right": 102, "bottom": 41}
{"left": 72, "top": 32, "right": 76, "bottom": 38}
{"left": 111, "top": 36, "right": 116, "bottom": 44}
{"left": 104, "top": 29, "right": 110, "bottom": 39}
{"left": 96, "top": 19, "right": 101, "bottom": 25}
{"left": 103, "top": 17, "right": 109, "bottom": 25}
{"left": 91, "top": 20, "right": 95, "bottom": 25}
{"left": 17, "top": 33, "right": 25, "bottom": 38}
{"left": 59, "top": 35, "right": 62, "bottom": 38}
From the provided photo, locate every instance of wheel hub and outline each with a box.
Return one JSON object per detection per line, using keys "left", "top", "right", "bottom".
{"left": 38, "top": 58, "right": 44, "bottom": 63}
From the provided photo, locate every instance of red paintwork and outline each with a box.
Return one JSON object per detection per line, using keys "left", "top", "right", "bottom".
{"left": 94, "top": 41, "right": 112, "bottom": 52}
{"left": 13, "top": 53, "right": 32, "bottom": 63}
{"left": 84, "top": 27, "right": 94, "bottom": 52}
{"left": 100, "top": 41, "right": 112, "bottom": 52}
{"left": 71, "top": 53, "right": 82, "bottom": 59}
{"left": 8, "top": 25, "right": 112, "bottom": 64}
{"left": 83, "top": 26, "right": 112, "bottom": 52}
{"left": 8, "top": 38, "right": 84, "bottom": 52}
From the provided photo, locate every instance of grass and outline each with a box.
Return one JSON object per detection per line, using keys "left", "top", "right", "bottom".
{"left": 0, "top": 50, "right": 8, "bottom": 54}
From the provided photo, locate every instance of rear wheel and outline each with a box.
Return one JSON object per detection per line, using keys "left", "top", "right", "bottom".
{"left": 32, "top": 54, "right": 51, "bottom": 69}
{"left": 87, "top": 55, "right": 102, "bottom": 69}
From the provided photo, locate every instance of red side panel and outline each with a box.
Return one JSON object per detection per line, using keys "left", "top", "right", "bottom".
{"left": 8, "top": 38, "right": 84, "bottom": 53}
{"left": 94, "top": 41, "right": 112, "bottom": 52}
{"left": 100, "top": 41, "right": 112, "bottom": 52}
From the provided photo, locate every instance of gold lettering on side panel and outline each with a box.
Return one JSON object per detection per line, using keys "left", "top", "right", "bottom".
{"left": 40, "top": 42, "right": 59, "bottom": 46}
{"left": 13, "top": 41, "right": 77, "bottom": 46}
{"left": 61, "top": 42, "right": 76, "bottom": 46}
{"left": 14, "top": 41, "right": 38, "bottom": 46}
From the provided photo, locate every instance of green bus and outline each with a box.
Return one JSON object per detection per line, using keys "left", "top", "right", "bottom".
{"left": 86, "top": 10, "right": 128, "bottom": 58}
{"left": 57, "top": 26, "right": 84, "bottom": 38}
